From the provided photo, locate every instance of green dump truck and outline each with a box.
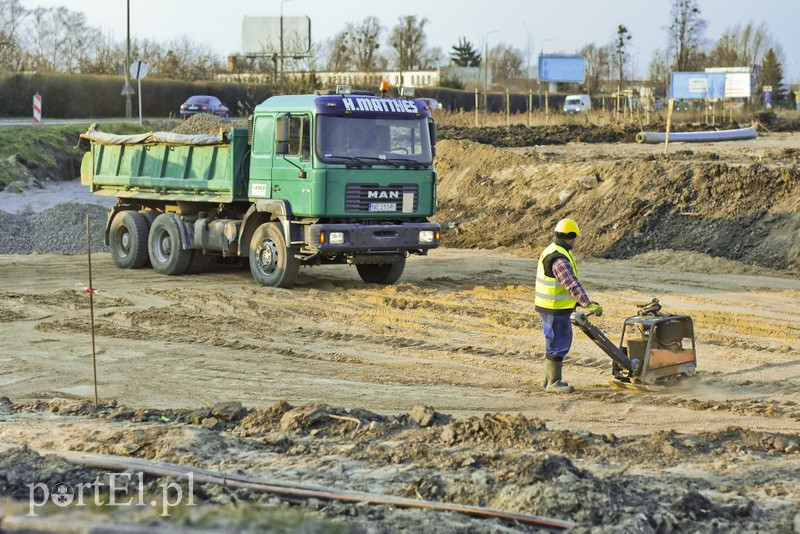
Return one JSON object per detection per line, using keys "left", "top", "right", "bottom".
{"left": 81, "top": 88, "right": 441, "bottom": 288}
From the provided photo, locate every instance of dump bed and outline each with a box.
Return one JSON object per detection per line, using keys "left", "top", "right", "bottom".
{"left": 80, "top": 127, "right": 250, "bottom": 203}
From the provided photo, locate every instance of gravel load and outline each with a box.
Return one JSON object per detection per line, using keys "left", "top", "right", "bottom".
{"left": 171, "top": 113, "right": 231, "bottom": 135}
{"left": 0, "top": 202, "right": 109, "bottom": 254}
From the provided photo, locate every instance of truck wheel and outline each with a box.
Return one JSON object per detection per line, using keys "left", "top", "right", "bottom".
{"left": 109, "top": 211, "right": 150, "bottom": 269}
{"left": 356, "top": 256, "right": 406, "bottom": 285}
{"left": 249, "top": 222, "right": 299, "bottom": 288}
{"left": 148, "top": 214, "right": 191, "bottom": 275}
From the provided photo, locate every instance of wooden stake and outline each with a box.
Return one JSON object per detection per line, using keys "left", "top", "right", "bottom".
{"left": 86, "top": 214, "right": 99, "bottom": 405}
{"left": 664, "top": 98, "right": 674, "bottom": 155}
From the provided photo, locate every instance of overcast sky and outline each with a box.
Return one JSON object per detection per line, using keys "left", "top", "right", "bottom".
{"left": 19, "top": 0, "right": 800, "bottom": 82}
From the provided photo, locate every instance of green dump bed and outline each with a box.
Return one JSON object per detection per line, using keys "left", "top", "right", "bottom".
{"left": 81, "top": 127, "right": 250, "bottom": 203}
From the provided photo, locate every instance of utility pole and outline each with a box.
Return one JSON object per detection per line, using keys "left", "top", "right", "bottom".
{"left": 124, "top": 0, "right": 132, "bottom": 118}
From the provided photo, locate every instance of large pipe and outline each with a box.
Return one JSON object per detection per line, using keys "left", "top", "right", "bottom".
{"left": 635, "top": 126, "right": 757, "bottom": 144}
{"left": 0, "top": 443, "right": 576, "bottom": 530}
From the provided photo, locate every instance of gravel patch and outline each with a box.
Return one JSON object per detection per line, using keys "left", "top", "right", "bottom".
{"left": 0, "top": 202, "right": 110, "bottom": 254}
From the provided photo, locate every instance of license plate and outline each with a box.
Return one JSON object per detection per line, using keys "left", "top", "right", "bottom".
{"left": 369, "top": 202, "right": 396, "bottom": 212}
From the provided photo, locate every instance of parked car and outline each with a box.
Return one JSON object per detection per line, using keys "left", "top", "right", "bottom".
{"left": 180, "top": 95, "right": 229, "bottom": 119}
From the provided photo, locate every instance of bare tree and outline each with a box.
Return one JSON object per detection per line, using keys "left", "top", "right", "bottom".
{"left": 156, "top": 37, "right": 220, "bottom": 81}
{"left": 321, "top": 18, "right": 386, "bottom": 73}
{"left": 709, "top": 22, "right": 773, "bottom": 68}
{"left": 647, "top": 49, "right": 669, "bottom": 96}
{"left": 350, "top": 17, "right": 385, "bottom": 71}
{"left": 0, "top": 0, "right": 27, "bottom": 71}
{"left": 324, "top": 31, "right": 350, "bottom": 72}
{"left": 579, "top": 42, "right": 612, "bottom": 94}
{"left": 78, "top": 31, "right": 122, "bottom": 74}
{"left": 667, "top": 0, "right": 707, "bottom": 71}
{"left": 388, "top": 15, "right": 432, "bottom": 71}
{"left": 489, "top": 44, "right": 523, "bottom": 87}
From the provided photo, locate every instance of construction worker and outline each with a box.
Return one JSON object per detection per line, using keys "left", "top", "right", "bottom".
{"left": 535, "top": 218, "right": 602, "bottom": 393}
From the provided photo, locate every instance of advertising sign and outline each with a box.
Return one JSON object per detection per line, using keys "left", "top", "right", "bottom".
{"left": 670, "top": 72, "right": 726, "bottom": 99}
{"left": 538, "top": 56, "right": 585, "bottom": 83}
{"left": 705, "top": 67, "right": 752, "bottom": 98}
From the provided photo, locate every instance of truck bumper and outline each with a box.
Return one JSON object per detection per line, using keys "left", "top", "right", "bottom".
{"left": 306, "top": 222, "right": 441, "bottom": 254}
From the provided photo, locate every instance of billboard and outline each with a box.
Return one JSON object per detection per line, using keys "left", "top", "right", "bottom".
{"left": 538, "top": 56, "right": 585, "bottom": 83}
{"left": 670, "top": 72, "right": 726, "bottom": 99}
{"left": 705, "top": 67, "right": 752, "bottom": 98}
{"left": 242, "top": 16, "right": 311, "bottom": 56}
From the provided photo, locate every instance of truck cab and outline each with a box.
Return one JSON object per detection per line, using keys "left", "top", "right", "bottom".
{"left": 243, "top": 91, "right": 441, "bottom": 286}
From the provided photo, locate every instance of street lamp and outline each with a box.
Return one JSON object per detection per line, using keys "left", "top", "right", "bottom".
{"left": 280, "top": 0, "right": 292, "bottom": 79}
{"left": 484, "top": 29, "right": 500, "bottom": 111}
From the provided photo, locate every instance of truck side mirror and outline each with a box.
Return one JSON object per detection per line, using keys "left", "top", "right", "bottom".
{"left": 428, "top": 121, "right": 436, "bottom": 157}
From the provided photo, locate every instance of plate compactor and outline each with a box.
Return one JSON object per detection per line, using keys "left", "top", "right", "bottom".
{"left": 571, "top": 299, "right": 697, "bottom": 391}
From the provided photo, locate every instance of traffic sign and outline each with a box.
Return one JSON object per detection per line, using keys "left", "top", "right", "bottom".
{"left": 130, "top": 61, "right": 149, "bottom": 80}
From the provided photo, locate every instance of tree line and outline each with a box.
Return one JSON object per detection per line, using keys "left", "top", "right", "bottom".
{"left": 0, "top": 0, "right": 791, "bottom": 103}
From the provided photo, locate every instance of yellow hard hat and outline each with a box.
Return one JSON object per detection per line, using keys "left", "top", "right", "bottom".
{"left": 555, "top": 218, "right": 581, "bottom": 236}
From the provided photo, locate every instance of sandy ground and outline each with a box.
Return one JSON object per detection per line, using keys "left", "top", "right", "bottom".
{"left": 1, "top": 248, "right": 799, "bottom": 432}
{"left": 1, "top": 248, "right": 799, "bottom": 531}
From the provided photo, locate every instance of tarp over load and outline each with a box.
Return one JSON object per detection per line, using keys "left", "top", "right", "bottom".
{"left": 80, "top": 125, "right": 227, "bottom": 146}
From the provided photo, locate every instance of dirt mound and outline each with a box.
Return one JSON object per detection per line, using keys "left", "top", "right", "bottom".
{"left": 437, "top": 121, "right": 752, "bottom": 148}
{"left": 5, "top": 399, "right": 793, "bottom": 531}
{"left": 433, "top": 139, "right": 800, "bottom": 271}
{"left": 171, "top": 113, "right": 230, "bottom": 135}
{"left": 438, "top": 123, "right": 636, "bottom": 146}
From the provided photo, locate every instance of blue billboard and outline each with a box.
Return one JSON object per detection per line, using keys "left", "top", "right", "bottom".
{"left": 670, "top": 72, "right": 727, "bottom": 99}
{"left": 538, "top": 56, "right": 585, "bottom": 83}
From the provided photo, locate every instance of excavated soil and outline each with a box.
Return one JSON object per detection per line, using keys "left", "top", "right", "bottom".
{"left": 1, "top": 128, "right": 800, "bottom": 532}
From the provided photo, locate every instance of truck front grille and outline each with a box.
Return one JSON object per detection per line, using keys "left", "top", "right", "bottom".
{"left": 345, "top": 183, "right": 419, "bottom": 213}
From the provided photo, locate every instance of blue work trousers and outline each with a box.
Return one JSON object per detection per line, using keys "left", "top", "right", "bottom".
{"left": 538, "top": 312, "right": 573, "bottom": 362}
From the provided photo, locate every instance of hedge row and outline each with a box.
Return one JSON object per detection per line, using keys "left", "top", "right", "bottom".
{"left": 0, "top": 73, "right": 558, "bottom": 119}
{"left": 0, "top": 74, "right": 277, "bottom": 119}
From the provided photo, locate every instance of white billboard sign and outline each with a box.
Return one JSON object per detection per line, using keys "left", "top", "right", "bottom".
{"left": 242, "top": 16, "right": 311, "bottom": 56}
{"left": 705, "top": 67, "right": 752, "bottom": 98}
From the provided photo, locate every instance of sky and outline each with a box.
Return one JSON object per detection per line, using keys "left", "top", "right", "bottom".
{"left": 18, "top": 0, "right": 800, "bottom": 83}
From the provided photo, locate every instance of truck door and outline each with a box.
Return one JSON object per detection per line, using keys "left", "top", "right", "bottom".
{"left": 272, "top": 114, "right": 313, "bottom": 215}
{"left": 248, "top": 115, "right": 274, "bottom": 200}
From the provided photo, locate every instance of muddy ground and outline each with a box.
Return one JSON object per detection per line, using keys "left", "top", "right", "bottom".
{"left": 1, "top": 129, "right": 800, "bottom": 532}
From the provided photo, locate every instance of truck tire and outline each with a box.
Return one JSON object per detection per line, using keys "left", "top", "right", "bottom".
{"left": 356, "top": 256, "right": 406, "bottom": 285}
{"left": 109, "top": 211, "right": 150, "bottom": 269}
{"left": 249, "top": 222, "right": 299, "bottom": 288}
{"left": 148, "top": 214, "right": 191, "bottom": 275}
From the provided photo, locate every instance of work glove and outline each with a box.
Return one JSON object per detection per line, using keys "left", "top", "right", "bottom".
{"left": 586, "top": 302, "right": 603, "bottom": 317}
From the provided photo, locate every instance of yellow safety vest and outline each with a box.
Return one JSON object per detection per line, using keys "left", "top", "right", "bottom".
{"left": 535, "top": 243, "right": 578, "bottom": 311}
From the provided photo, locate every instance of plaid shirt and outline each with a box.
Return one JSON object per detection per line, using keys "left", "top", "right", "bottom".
{"left": 551, "top": 257, "right": 591, "bottom": 308}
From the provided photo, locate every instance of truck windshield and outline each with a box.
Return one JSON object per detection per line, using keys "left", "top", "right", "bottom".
{"left": 316, "top": 115, "right": 432, "bottom": 166}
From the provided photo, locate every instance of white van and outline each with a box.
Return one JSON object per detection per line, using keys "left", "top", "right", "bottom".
{"left": 564, "top": 94, "right": 591, "bottom": 114}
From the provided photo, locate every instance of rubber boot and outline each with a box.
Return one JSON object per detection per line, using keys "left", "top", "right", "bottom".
{"left": 544, "top": 359, "right": 574, "bottom": 393}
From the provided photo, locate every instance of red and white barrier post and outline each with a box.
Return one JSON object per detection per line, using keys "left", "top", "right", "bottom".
{"left": 33, "top": 93, "right": 42, "bottom": 124}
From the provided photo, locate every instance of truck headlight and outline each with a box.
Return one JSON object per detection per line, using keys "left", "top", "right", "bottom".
{"left": 330, "top": 231, "right": 345, "bottom": 245}
{"left": 419, "top": 230, "right": 437, "bottom": 243}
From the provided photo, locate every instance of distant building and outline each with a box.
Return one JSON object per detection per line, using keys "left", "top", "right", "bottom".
{"left": 219, "top": 60, "right": 486, "bottom": 90}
